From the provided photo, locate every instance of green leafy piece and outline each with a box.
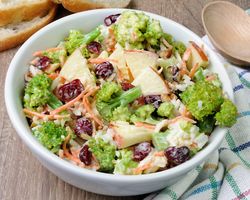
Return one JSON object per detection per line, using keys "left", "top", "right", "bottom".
{"left": 197, "top": 115, "right": 216, "bottom": 134}
{"left": 24, "top": 74, "right": 52, "bottom": 109}
{"left": 180, "top": 80, "right": 224, "bottom": 120}
{"left": 152, "top": 132, "right": 169, "bottom": 150}
{"left": 65, "top": 28, "right": 100, "bottom": 54}
{"left": 88, "top": 138, "right": 116, "bottom": 172}
{"left": 112, "top": 106, "right": 132, "bottom": 122}
{"left": 157, "top": 102, "right": 174, "bottom": 118}
{"left": 114, "top": 149, "right": 138, "bottom": 175}
{"left": 215, "top": 99, "right": 237, "bottom": 127}
{"left": 96, "top": 82, "right": 142, "bottom": 121}
{"left": 33, "top": 121, "right": 67, "bottom": 153}
{"left": 81, "top": 47, "right": 90, "bottom": 58}
{"left": 130, "top": 104, "right": 158, "bottom": 124}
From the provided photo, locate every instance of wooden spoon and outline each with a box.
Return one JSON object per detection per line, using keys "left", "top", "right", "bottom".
{"left": 202, "top": 1, "right": 250, "bottom": 67}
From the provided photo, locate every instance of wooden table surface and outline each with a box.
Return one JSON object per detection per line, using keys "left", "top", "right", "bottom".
{"left": 0, "top": 0, "right": 249, "bottom": 199}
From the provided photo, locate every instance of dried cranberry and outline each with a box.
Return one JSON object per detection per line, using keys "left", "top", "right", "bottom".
{"left": 87, "top": 41, "right": 102, "bottom": 54}
{"left": 133, "top": 142, "right": 151, "bottom": 162}
{"left": 144, "top": 95, "right": 162, "bottom": 108}
{"left": 74, "top": 117, "right": 93, "bottom": 136}
{"left": 79, "top": 145, "right": 92, "bottom": 166}
{"left": 57, "top": 79, "right": 84, "bottom": 102}
{"left": 104, "top": 14, "right": 120, "bottom": 26}
{"left": 35, "top": 56, "right": 51, "bottom": 70}
{"left": 164, "top": 146, "right": 190, "bottom": 166}
{"left": 95, "top": 61, "right": 114, "bottom": 79}
{"left": 121, "top": 82, "right": 135, "bottom": 91}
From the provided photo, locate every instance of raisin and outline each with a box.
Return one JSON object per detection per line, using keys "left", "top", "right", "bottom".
{"left": 144, "top": 95, "right": 162, "bottom": 108}
{"left": 87, "top": 41, "right": 102, "bottom": 54}
{"left": 121, "top": 82, "right": 135, "bottom": 91}
{"left": 133, "top": 142, "right": 151, "bottom": 162}
{"left": 35, "top": 56, "right": 51, "bottom": 70}
{"left": 79, "top": 145, "right": 92, "bottom": 166}
{"left": 57, "top": 79, "right": 84, "bottom": 102}
{"left": 95, "top": 61, "right": 114, "bottom": 79}
{"left": 104, "top": 14, "right": 120, "bottom": 26}
{"left": 74, "top": 117, "right": 93, "bottom": 136}
{"left": 164, "top": 146, "right": 190, "bottom": 166}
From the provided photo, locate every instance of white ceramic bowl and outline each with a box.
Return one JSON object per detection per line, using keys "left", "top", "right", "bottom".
{"left": 5, "top": 9, "right": 233, "bottom": 196}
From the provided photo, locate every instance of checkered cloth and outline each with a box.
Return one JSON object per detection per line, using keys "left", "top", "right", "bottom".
{"left": 145, "top": 36, "right": 250, "bottom": 200}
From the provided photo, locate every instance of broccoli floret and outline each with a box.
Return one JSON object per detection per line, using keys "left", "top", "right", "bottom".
{"left": 114, "top": 149, "right": 138, "bottom": 175}
{"left": 112, "top": 106, "right": 132, "bottom": 122}
{"left": 65, "top": 28, "right": 100, "bottom": 54}
{"left": 130, "top": 104, "right": 158, "bottom": 124}
{"left": 215, "top": 99, "right": 237, "bottom": 127}
{"left": 24, "top": 74, "right": 52, "bottom": 109}
{"left": 180, "top": 80, "right": 224, "bottom": 121}
{"left": 114, "top": 11, "right": 164, "bottom": 49}
{"left": 197, "top": 115, "right": 216, "bottom": 134}
{"left": 162, "top": 32, "right": 186, "bottom": 56}
{"left": 96, "top": 82, "right": 142, "bottom": 121}
{"left": 157, "top": 102, "right": 174, "bottom": 118}
{"left": 152, "top": 132, "right": 169, "bottom": 150}
{"left": 33, "top": 121, "right": 67, "bottom": 153}
{"left": 43, "top": 49, "right": 67, "bottom": 63}
{"left": 65, "top": 30, "right": 84, "bottom": 54}
{"left": 88, "top": 138, "right": 116, "bottom": 172}
{"left": 144, "top": 19, "right": 163, "bottom": 46}
{"left": 172, "top": 41, "right": 186, "bottom": 56}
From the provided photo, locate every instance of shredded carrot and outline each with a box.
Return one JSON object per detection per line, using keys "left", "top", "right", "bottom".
{"left": 182, "top": 48, "right": 192, "bottom": 62}
{"left": 50, "top": 90, "right": 88, "bottom": 115}
{"left": 23, "top": 108, "right": 69, "bottom": 120}
{"left": 134, "top": 122, "right": 156, "bottom": 130}
{"left": 88, "top": 58, "right": 118, "bottom": 64}
{"left": 82, "top": 88, "right": 103, "bottom": 127}
{"left": 154, "top": 151, "right": 165, "bottom": 157}
{"left": 133, "top": 163, "right": 152, "bottom": 174}
{"left": 33, "top": 47, "right": 63, "bottom": 57}
{"left": 168, "top": 116, "right": 196, "bottom": 124}
{"left": 48, "top": 73, "right": 59, "bottom": 80}
{"left": 181, "top": 107, "right": 193, "bottom": 119}
{"left": 189, "top": 63, "right": 199, "bottom": 79}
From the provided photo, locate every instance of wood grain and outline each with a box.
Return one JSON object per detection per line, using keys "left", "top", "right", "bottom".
{"left": 0, "top": 1, "right": 249, "bottom": 200}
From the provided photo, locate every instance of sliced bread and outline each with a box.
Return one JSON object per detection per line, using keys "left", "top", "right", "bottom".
{"left": 0, "top": 5, "right": 57, "bottom": 51}
{"left": 0, "top": 0, "right": 55, "bottom": 26}
{"left": 61, "top": 0, "right": 131, "bottom": 12}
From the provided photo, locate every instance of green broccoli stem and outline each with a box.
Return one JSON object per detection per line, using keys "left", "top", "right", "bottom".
{"left": 110, "top": 86, "right": 142, "bottom": 106}
{"left": 48, "top": 93, "right": 63, "bottom": 109}
{"left": 99, "top": 87, "right": 142, "bottom": 121}
{"left": 82, "top": 28, "right": 101, "bottom": 45}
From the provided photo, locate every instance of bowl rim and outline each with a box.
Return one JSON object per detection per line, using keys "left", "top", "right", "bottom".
{"left": 5, "top": 8, "right": 231, "bottom": 183}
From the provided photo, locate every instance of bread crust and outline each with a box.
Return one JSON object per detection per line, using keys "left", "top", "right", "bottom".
{"left": 61, "top": 0, "right": 130, "bottom": 12}
{"left": 0, "top": 0, "right": 55, "bottom": 26}
{"left": 0, "top": 5, "right": 57, "bottom": 52}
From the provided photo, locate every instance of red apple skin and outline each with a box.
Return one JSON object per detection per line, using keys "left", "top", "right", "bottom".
{"left": 190, "top": 41, "right": 208, "bottom": 61}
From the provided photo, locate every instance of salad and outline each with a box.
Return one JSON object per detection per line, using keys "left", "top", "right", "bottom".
{"left": 22, "top": 11, "right": 237, "bottom": 175}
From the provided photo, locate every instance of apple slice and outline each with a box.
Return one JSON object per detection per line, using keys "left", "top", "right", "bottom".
{"left": 124, "top": 50, "right": 158, "bottom": 78}
{"left": 132, "top": 67, "right": 169, "bottom": 96}
{"left": 110, "top": 121, "right": 153, "bottom": 149}
{"left": 109, "top": 44, "right": 131, "bottom": 81}
{"left": 186, "top": 41, "right": 209, "bottom": 70}
{"left": 60, "top": 48, "right": 96, "bottom": 88}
